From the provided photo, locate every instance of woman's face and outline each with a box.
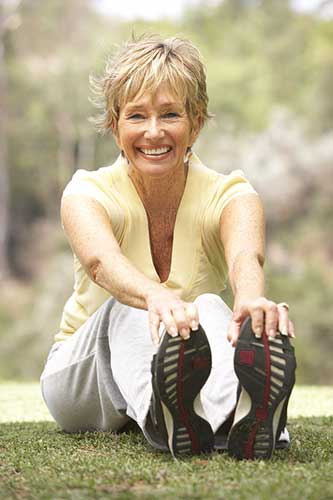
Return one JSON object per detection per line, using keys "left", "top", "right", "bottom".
{"left": 114, "top": 83, "right": 199, "bottom": 178}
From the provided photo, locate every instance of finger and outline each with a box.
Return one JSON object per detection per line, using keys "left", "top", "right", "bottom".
{"left": 180, "top": 328, "right": 191, "bottom": 340}
{"left": 250, "top": 306, "right": 265, "bottom": 338}
{"left": 185, "top": 302, "right": 199, "bottom": 330}
{"left": 288, "top": 319, "right": 296, "bottom": 338}
{"left": 277, "top": 304, "right": 289, "bottom": 336}
{"left": 172, "top": 304, "right": 191, "bottom": 340}
{"left": 228, "top": 309, "right": 246, "bottom": 346}
{"left": 149, "top": 311, "right": 161, "bottom": 346}
{"left": 228, "top": 318, "right": 241, "bottom": 347}
{"left": 264, "top": 301, "right": 279, "bottom": 338}
{"left": 160, "top": 309, "right": 178, "bottom": 338}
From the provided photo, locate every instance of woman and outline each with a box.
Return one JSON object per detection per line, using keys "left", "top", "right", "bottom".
{"left": 41, "top": 35, "right": 296, "bottom": 460}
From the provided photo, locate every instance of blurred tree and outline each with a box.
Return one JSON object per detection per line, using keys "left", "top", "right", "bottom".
{"left": 6, "top": 0, "right": 120, "bottom": 276}
{"left": 0, "top": 1, "right": 21, "bottom": 279}
{"left": 0, "top": 5, "right": 9, "bottom": 280}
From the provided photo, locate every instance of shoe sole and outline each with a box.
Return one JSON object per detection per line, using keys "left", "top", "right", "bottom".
{"left": 155, "top": 326, "right": 214, "bottom": 457}
{"left": 228, "top": 317, "right": 296, "bottom": 460}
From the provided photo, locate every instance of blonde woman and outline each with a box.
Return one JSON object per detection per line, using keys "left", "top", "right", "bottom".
{"left": 40, "top": 35, "right": 296, "bottom": 459}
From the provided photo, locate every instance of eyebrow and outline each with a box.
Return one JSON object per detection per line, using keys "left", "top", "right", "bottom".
{"left": 124, "top": 101, "right": 183, "bottom": 112}
{"left": 124, "top": 104, "right": 144, "bottom": 112}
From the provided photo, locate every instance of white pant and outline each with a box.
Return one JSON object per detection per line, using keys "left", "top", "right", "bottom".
{"left": 40, "top": 293, "right": 238, "bottom": 441}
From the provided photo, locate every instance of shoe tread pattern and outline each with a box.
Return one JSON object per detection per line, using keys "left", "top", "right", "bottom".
{"left": 228, "top": 317, "right": 296, "bottom": 460}
{"left": 155, "top": 326, "right": 214, "bottom": 456}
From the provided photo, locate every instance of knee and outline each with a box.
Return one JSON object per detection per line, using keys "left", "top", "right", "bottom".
{"left": 41, "top": 378, "right": 87, "bottom": 432}
{"left": 194, "top": 293, "right": 230, "bottom": 311}
{"left": 41, "top": 377, "right": 127, "bottom": 433}
{"left": 193, "top": 293, "right": 232, "bottom": 333}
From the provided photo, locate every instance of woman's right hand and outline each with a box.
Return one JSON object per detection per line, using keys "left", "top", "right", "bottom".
{"left": 146, "top": 288, "right": 199, "bottom": 345}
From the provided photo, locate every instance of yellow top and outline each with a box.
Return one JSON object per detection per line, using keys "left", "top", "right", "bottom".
{"left": 56, "top": 153, "right": 256, "bottom": 342}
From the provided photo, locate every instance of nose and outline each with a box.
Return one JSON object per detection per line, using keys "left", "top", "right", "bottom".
{"left": 144, "top": 117, "right": 164, "bottom": 140}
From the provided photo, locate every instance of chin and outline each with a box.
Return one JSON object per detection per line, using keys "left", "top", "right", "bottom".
{"left": 134, "top": 161, "right": 179, "bottom": 178}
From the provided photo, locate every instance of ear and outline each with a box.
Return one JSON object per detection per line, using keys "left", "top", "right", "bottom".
{"left": 111, "top": 119, "right": 121, "bottom": 148}
{"left": 189, "top": 116, "right": 203, "bottom": 146}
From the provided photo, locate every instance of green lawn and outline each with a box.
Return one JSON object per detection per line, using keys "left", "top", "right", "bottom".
{"left": 0, "top": 383, "right": 332, "bottom": 499}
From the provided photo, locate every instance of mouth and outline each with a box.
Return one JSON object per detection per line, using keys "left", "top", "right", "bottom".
{"left": 137, "top": 146, "right": 172, "bottom": 158}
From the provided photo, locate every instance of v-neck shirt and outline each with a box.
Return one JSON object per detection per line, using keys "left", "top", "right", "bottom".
{"left": 57, "top": 153, "right": 256, "bottom": 341}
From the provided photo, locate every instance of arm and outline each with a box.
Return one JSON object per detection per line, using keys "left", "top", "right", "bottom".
{"left": 61, "top": 195, "right": 199, "bottom": 343}
{"left": 220, "top": 194, "right": 294, "bottom": 346}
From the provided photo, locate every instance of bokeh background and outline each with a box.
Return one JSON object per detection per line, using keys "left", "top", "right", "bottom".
{"left": 0, "top": 0, "right": 332, "bottom": 384}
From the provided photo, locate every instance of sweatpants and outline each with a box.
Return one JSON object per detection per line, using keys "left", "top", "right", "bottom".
{"left": 40, "top": 293, "right": 238, "bottom": 442}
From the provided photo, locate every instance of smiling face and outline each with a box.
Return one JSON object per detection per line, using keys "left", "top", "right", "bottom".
{"left": 113, "top": 84, "right": 200, "bottom": 178}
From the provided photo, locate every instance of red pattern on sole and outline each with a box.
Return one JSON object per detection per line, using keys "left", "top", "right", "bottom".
{"left": 177, "top": 342, "right": 199, "bottom": 453}
{"left": 192, "top": 356, "right": 211, "bottom": 370}
{"left": 239, "top": 350, "right": 255, "bottom": 366}
{"left": 243, "top": 332, "right": 271, "bottom": 459}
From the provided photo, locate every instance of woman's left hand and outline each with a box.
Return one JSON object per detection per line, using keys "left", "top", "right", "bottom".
{"left": 227, "top": 297, "right": 295, "bottom": 347}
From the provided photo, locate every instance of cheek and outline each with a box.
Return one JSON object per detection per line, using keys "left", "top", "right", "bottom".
{"left": 117, "top": 127, "right": 136, "bottom": 150}
{"left": 113, "top": 134, "right": 122, "bottom": 150}
{"left": 173, "top": 123, "right": 191, "bottom": 145}
{"left": 180, "top": 129, "right": 194, "bottom": 148}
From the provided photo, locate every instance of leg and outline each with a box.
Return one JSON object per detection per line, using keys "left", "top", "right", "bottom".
{"left": 193, "top": 293, "right": 238, "bottom": 432}
{"left": 105, "top": 300, "right": 158, "bottom": 428}
{"left": 41, "top": 298, "right": 132, "bottom": 432}
{"left": 41, "top": 297, "right": 166, "bottom": 440}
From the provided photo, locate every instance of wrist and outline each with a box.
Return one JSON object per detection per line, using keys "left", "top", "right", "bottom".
{"left": 143, "top": 282, "right": 165, "bottom": 308}
{"left": 233, "top": 292, "right": 264, "bottom": 311}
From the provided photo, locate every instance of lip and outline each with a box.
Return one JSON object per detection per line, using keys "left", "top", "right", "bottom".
{"left": 136, "top": 146, "right": 173, "bottom": 160}
{"left": 136, "top": 144, "right": 172, "bottom": 150}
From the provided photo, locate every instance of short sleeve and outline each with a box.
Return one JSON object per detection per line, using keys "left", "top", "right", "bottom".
{"left": 62, "top": 168, "right": 116, "bottom": 218}
{"left": 201, "top": 169, "right": 257, "bottom": 278}
{"left": 205, "top": 169, "right": 257, "bottom": 229}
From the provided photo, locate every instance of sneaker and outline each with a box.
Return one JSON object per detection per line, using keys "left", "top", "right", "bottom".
{"left": 227, "top": 317, "right": 296, "bottom": 460}
{"left": 214, "top": 420, "right": 291, "bottom": 453}
{"left": 150, "top": 325, "right": 214, "bottom": 457}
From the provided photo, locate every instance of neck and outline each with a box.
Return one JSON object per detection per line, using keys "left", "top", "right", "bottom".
{"left": 128, "top": 163, "right": 188, "bottom": 214}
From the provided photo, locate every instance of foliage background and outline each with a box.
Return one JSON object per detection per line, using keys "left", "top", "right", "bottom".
{"left": 0, "top": 0, "right": 332, "bottom": 383}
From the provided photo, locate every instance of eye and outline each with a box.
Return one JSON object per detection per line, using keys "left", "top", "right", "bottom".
{"left": 128, "top": 113, "right": 144, "bottom": 120}
{"left": 162, "top": 112, "right": 179, "bottom": 119}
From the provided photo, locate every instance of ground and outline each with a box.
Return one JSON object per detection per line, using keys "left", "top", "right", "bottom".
{"left": 0, "top": 384, "right": 332, "bottom": 499}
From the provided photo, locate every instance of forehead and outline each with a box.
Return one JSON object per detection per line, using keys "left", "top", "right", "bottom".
{"left": 122, "top": 83, "right": 185, "bottom": 110}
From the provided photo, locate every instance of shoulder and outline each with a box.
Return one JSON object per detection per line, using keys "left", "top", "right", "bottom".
{"left": 61, "top": 155, "right": 128, "bottom": 218}
{"left": 64, "top": 155, "right": 125, "bottom": 192}
{"left": 190, "top": 153, "right": 256, "bottom": 201}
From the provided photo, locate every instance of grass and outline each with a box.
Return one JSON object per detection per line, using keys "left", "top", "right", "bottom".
{"left": 0, "top": 384, "right": 332, "bottom": 499}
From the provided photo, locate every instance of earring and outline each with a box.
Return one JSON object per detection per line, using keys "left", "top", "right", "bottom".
{"left": 184, "top": 147, "right": 192, "bottom": 163}
{"left": 121, "top": 150, "right": 129, "bottom": 164}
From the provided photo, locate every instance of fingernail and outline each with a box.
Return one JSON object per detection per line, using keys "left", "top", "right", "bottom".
{"left": 281, "top": 328, "right": 288, "bottom": 337}
{"left": 190, "top": 320, "right": 199, "bottom": 331}
{"left": 290, "top": 332, "right": 296, "bottom": 338}
{"left": 180, "top": 328, "right": 190, "bottom": 338}
{"left": 255, "top": 329, "right": 261, "bottom": 338}
{"left": 169, "top": 326, "right": 178, "bottom": 337}
{"left": 269, "top": 329, "right": 276, "bottom": 338}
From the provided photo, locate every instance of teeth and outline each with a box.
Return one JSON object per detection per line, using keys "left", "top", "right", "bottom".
{"left": 140, "top": 147, "right": 171, "bottom": 155}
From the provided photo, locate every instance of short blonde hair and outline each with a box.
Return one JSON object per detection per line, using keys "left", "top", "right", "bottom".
{"left": 90, "top": 34, "right": 211, "bottom": 134}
